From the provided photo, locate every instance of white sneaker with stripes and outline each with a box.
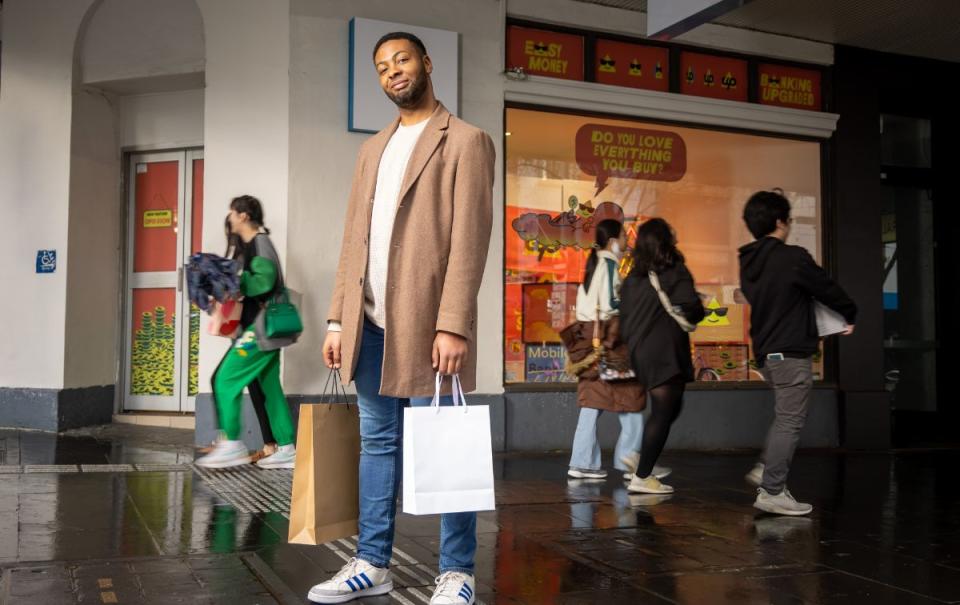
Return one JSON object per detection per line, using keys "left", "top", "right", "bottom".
{"left": 430, "top": 571, "right": 476, "bottom": 604}
{"left": 307, "top": 557, "right": 392, "bottom": 603}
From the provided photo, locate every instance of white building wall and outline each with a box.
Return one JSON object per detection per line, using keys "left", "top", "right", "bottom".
{"left": 194, "top": 0, "right": 291, "bottom": 394}
{"left": 119, "top": 91, "right": 205, "bottom": 150}
{"left": 0, "top": 0, "right": 98, "bottom": 390}
{"left": 80, "top": 0, "right": 205, "bottom": 85}
{"left": 64, "top": 88, "right": 122, "bottom": 389}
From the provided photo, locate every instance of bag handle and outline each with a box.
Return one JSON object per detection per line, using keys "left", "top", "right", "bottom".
{"left": 320, "top": 369, "right": 349, "bottom": 407}
{"left": 432, "top": 373, "right": 469, "bottom": 414}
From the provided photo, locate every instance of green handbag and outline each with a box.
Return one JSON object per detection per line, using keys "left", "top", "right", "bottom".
{"left": 264, "top": 288, "right": 303, "bottom": 339}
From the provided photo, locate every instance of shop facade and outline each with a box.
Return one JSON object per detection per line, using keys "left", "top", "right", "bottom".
{"left": 1, "top": 0, "right": 950, "bottom": 450}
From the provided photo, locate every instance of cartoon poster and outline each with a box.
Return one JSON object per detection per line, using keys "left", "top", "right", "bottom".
{"left": 691, "top": 285, "right": 748, "bottom": 344}
{"left": 522, "top": 283, "right": 579, "bottom": 344}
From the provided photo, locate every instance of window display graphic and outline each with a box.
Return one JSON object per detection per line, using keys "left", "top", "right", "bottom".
{"left": 130, "top": 299, "right": 176, "bottom": 396}
{"left": 692, "top": 344, "right": 758, "bottom": 381}
{"left": 511, "top": 197, "right": 624, "bottom": 260}
{"left": 505, "top": 108, "right": 822, "bottom": 385}
{"left": 525, "top": 344, "right": 573, "bottom": 383}
{"left": 129, "top": 290, "right": 200, "bottom": 397}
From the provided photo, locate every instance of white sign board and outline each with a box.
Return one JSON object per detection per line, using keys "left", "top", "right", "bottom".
{"left": 349, "top": 18, "right": 459, "bottom": 133}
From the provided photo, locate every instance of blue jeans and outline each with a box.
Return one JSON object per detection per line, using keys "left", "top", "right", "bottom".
{"left": 354, "top": 320, "right": 476, "bottom": 574}
{"left": 569, "top": 408, "right": 644, "bottom": 472}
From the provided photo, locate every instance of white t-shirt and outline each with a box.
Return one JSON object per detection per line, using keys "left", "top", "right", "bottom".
{"left": 363, "top": 119, "right": 429, "bottom": 328}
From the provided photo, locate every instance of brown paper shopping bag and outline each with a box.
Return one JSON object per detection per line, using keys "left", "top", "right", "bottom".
{"left": 288, "top": 371, "right": 360, "bottom": 545}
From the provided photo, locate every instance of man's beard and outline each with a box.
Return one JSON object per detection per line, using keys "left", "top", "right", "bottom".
{"left": 384, "top": 71, "right": 428, "bottom": 108}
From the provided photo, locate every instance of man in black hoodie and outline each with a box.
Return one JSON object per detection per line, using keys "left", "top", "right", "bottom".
{"left": 739, "top": 190, "right": 857, "bottom": 516}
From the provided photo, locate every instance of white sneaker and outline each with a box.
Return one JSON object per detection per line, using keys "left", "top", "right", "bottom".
{"left": 753, "top": 487, "right": 813, "bottom": 516}
{"left": 307, "top": 558, "right": 392, "bottom": 604}
{"left": 195, "top": 440, "right": 250, "bottom": 469}
{"left": 568, "top": 468, "right": 607, "bottom": 479}
{"left": 626, "top": 474, "right": 674, "bottom": 494}
{"left": 745, "top": 462, "right": 764, "bottom": 487}
{"left": 619, "top": 452, "right": 671, "bottom": 480}
{"left": 256, "top": 444, "right": 296, "bottom": 469}
{"left": 430, "top": 571, "right": 475, "bottom": 605}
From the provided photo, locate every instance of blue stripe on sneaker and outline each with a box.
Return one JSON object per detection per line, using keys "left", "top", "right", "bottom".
{"left": 359, "top": 572, "right": 372, "bottom": 588}
{"left": 459, "top": 589, "right": 471, "bottom": 601}
{"left": 345, "top": 577, "right": 357, "bottom": 591}
{"left": 464, "top": 584, "right": 473, "bottom": 597}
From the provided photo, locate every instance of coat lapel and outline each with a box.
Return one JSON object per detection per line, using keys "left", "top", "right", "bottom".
{"left": 395, "top": 103, "right": 450, "bottom": 208}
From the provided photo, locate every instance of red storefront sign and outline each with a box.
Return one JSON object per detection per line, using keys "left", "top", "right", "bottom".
{"left": 680, "top": 51, "right": 748, "bottom": 102}
{"left": 594, "top": 39, "right": 670, "bottom": 92}
{"left": 506, "top": 25, "right": 584, "bottom": 81}
{"left": 758, "top": 63, "right": 822, "bottom": 110}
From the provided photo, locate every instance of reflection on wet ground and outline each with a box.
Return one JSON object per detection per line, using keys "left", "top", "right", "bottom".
{"left": 0, "top": 424, "right": 958, "bottom": 604}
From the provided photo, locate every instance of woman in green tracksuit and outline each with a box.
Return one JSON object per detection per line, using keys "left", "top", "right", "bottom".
{"left": 197, "top": 195, "right": 296, "bottom": 469}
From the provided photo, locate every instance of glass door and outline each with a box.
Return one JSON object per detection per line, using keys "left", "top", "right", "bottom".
{"left": 123, "top": 150, "right": 204, "bottom": 412}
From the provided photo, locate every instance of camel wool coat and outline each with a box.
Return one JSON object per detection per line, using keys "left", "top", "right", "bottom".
{"left": 327, "top": 103, "right": 495, "bottom": 398}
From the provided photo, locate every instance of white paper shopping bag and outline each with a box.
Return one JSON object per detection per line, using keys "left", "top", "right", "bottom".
{"left": 814, "top": 301, "right": 848, "bottom": 337}
{"left": 402, "top": 374, "right": 496, "bottom": 515}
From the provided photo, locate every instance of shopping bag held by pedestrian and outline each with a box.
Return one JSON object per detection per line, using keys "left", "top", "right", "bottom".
{"left": 402, "top": 373, "right": 496, "bottom": 515}
{"left": 207, "top": 298, "right": 242, "bottom": 338}
{"left": 288, "top": 370, "right": 360, "bottom": 545}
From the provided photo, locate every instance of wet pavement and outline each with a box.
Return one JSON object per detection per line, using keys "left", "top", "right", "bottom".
{"left": 0, "top": 424, "right": 958, "bottom": 604}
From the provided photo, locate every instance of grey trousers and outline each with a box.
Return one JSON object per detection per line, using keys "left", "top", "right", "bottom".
{"left": 760, "top": 357, "right": 813, "bottom": 494}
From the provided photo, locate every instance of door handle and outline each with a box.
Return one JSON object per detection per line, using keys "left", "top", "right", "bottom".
{"left": 177, "top": 267, "right": 183, "bottom": 292}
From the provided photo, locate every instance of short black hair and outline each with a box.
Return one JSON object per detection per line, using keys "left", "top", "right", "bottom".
{"left": 743, "top": 189, "right": 791, "bottom": 239}
{"left": 372, "top": 31, "right": 427, "bottom": 62}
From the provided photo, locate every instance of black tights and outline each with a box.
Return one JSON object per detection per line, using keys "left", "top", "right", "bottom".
{"left": 636, "top": 379, "right": 686, "bottom": 478}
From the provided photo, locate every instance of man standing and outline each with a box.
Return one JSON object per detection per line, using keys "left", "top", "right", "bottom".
{"left": 308, "top": 32, "right": 494, "bottom": 605}
{"left": 739, "top": 190, "right": 856, "bottom": 516}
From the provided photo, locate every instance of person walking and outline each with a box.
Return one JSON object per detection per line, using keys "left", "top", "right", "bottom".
{"left": 739, "top": 189, "right": 856, "bottom": 516}
{"left": 566, "top": 219, "right": 669, "bottom": 483}
{"left": 619, "top": 218, "right": 705, "bottom": 494}
{"left": 196, "top": 196, "right": 297, "bottom": 470}
{"left": 200, "top": 215, "right": 281, "bottom": 464}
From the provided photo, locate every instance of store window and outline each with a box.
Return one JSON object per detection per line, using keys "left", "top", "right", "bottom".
{"left": 504, "top": 108, "right": 823, "bottom": 385}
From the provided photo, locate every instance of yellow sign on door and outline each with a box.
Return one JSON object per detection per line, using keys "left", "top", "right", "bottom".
{"left": 143, "top": 209, "right": 173, "bottom": 228}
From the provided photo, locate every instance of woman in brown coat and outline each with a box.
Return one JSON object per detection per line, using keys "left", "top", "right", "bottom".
{"left": 567, "top": 219, "right": 668, "bottom": 482}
